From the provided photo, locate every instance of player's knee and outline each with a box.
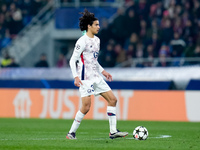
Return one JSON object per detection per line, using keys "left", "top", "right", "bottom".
{"left": 82, "top": 104, "right": 91, "bottom": 114}
{"left": 85, "top": 105, "right": 90, "bottom": 113}
{"left": 110, "top": 97, "right": 117, "bottom": 106}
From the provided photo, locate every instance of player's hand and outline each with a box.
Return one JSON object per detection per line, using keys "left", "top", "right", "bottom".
{"left": 74, "top": 77, "right": 83, "bottom": 87}
{"left": 102, "top": 70, "right": 112, "bottom": 82}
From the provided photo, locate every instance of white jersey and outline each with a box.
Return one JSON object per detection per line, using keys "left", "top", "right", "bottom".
{"left": 69, "top": 34, "right": 104, "bottom": 81}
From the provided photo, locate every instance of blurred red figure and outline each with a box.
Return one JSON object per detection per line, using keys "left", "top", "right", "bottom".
{"left": 56, "top": 53, "right": 67, "bottom": 68}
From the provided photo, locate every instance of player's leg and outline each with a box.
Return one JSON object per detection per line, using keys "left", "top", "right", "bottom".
{"left": 67, "top": 95, "right": 91, "bottom": 139}
{"left": 101, "top": 90, "right": 128, "bottom": 139}
{"left": 80, "top": 95, "right": 92, "bottom": 114}
{"left": 100, "top": 90, "right": 117, "bottom": 133}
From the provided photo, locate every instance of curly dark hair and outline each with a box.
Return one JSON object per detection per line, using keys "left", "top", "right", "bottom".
{"left": 79, "top": 9, "right": 98, "bottom": 31}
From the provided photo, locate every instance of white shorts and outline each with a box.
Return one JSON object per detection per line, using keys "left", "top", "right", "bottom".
{"left": 79, "top": 78, "right": 111, "bottom": 97}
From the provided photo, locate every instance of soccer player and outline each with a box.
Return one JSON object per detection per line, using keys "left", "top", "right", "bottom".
{"left": 66, "top": 9, "right": 128, "bottom": 139}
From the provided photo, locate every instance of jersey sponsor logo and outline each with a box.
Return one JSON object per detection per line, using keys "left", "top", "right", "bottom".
{"left": 93, "top": 52, "right": 99, "bottom": 58}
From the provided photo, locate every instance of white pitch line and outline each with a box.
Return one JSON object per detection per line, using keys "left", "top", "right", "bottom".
{"left": 79, "top": 132, "right": 89, "bottom": 134}
{"left": 0, "top": 138, "right": 109, "bottom": 141}
{"left": 0, "top": 138, "right": 63, "bottom": 141}
{"left": 150, "top": 135, "right": 172, "bottom": 138}
{"left": 92, "top": 138, "right": 109, "bottom": 140}
{"left": 0, "top": 135, "right": 172, "bottom": 141}
{"left": 126, "top": 135, "right": 172, "bottom": 139}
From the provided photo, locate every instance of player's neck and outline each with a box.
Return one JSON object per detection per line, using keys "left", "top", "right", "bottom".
{"left": 86, "top": 32, "right": 94, "bottom": 38}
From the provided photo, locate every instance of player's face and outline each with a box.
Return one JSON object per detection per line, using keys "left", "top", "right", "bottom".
{"left": 89, "top": 20, "right": 100, "bottom": 35}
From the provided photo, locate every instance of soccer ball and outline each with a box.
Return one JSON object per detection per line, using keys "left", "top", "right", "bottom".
{"left": 133, "top": 126, "right": 148, "bottom": 140}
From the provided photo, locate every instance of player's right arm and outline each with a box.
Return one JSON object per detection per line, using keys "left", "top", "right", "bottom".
{"left": 69, "top": 37, "right": 85, "bottom": 87}
{"left": 74, "top": 76, "right": 82, "bottom": 87}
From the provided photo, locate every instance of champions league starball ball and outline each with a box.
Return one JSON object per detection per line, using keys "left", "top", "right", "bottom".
{"left": 133, "top": 126, "right": 148, "bottom": 140}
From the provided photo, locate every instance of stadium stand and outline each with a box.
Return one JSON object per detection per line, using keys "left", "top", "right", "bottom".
{"left": 0, "top": 0, "right": 200, "bottom": 68}
{"left": 45, "top": 0, "right": 200, "bottom": 68}
{"left": 0, "top": 0, "right": 49, "bottom": 51}
{"left": 97, "top": 0, "right": 200, "bottom": 67}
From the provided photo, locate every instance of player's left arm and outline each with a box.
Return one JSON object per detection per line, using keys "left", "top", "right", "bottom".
{"left": 97, "top": 62, "right": 112, "bottom": 81}
{"left": 102, "top": 70, "right": 112, "bottom": 82}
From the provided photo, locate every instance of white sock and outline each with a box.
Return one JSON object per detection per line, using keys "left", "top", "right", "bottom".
{"left": 69, "top": 110, "right": 85, "bottom": 133}
{"left": 107, "top": 106, "right": 117, "bottom": 134}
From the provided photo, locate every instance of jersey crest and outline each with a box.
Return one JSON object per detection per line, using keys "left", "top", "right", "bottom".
{"left": 93, "top": 52, "right": 99, "bottom": 58}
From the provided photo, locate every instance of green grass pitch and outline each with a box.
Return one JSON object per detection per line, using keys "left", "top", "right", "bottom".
{"left": 0, "top": 118, "right": 200, "bottom": 150}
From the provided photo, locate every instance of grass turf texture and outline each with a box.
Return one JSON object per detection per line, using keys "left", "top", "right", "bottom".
{"left": 0, "top": 118, "right": 200, "bottom": 150}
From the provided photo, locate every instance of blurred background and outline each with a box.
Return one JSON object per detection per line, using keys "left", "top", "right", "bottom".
{"left": 0, "top": 0, "right": 200, "bottom": 121}
{"left": 0, "top": 0, "right": 200, "bottom": 68}
{"left": 0, "top": 0, "right": 200, "bottom": 89}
